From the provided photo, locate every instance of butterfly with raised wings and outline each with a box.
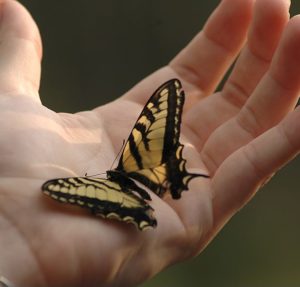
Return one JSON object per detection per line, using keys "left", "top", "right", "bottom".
{"left": 42, "top": 79, "right": 209, "bottom": 230}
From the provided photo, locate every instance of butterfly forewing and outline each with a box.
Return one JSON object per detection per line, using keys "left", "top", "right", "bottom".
{"left": 42, "top": 177, "right": 157, "bottom": 230}
{"left": 117, "top": 79, "right": 183, "bottom": 172}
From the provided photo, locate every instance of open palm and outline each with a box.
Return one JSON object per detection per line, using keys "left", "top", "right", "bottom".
{"left": 1, "top": 0, "right": 299, "bottom": 286}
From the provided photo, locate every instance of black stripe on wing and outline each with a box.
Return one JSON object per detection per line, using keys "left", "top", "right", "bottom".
{"left": 162, "top": 80, "right": 184, "bottom": 162}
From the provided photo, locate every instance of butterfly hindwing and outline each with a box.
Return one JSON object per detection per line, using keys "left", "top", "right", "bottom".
{"left": 42, "top": 177, "right": 157, "bottom": 230}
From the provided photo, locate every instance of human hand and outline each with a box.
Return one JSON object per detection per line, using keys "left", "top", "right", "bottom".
{"left": 0, "top": 0, "right": 299, "bottom": 286}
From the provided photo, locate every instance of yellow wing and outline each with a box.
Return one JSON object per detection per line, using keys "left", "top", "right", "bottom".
{"left": 115, "top": 79, "right": 208, "bottom": 198}
{"left": 42, "top": 177, "right": 157, "bottom": 230}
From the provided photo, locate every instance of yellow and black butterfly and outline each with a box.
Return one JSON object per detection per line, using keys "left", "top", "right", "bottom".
{"left": 42, "top": 79, "right": 209, "bottom": 230}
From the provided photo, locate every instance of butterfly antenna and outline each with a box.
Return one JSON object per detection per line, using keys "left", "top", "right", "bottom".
{"left": 110, "top": 139, "right": 126, "bottom": 170}
{"left": 84, "top": 140, "right": 126, "bottom": 177}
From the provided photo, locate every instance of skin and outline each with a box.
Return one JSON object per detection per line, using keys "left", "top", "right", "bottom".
{"left": 0, "top": 0, "right": 299, "bottom": 286}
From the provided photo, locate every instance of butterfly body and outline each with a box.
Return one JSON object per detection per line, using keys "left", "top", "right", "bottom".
{"left": 42, "top": 79, "right": 209, "bottom": 230}
{"left": 106, "top": 169, "right": 151, "bottom": 201}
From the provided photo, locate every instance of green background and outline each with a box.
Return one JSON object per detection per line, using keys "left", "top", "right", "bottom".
{"left": 19, "top": 1, "right": 300, "bottom": 286}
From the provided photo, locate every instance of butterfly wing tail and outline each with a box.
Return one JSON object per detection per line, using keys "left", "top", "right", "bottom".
{"left": 169, "top": 144, "right": 210, "bottom": 199}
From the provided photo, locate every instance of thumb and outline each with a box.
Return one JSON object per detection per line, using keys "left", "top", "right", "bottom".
{"left": 0, "top": 0, "right": 42, "bottom": 100}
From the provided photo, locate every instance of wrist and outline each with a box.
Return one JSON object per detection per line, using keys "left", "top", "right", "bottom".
{"left": 0, "top": 214, "right": 45, "bottom": 287}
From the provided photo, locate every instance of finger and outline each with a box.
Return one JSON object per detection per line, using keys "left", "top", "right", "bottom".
{"left": 0, "top": 0, "right": 42, "bottom": 100}
{"left": 201, "top": 16, "right": 300, "bottom": 173}
{"left": 170, "top": 0, "right": 254, "bottom": 99}
{"left": 183, "top": 0, "right": 290, "bottom": 148}
{"left": 211, "top": 106, "right": 300, "bottom": 231}
{"left": 222, "top": 0, "right": 290, "bottom": 108}
{"left": 123, "top": 0, "right": 254, "bottom": 106}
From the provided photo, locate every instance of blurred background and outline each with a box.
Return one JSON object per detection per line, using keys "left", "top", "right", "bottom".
{"left": 19, "top": 0, "right": 300, "bottom": 286}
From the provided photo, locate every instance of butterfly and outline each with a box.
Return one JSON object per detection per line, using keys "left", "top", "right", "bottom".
{"left": 42, "top": 79, "right": 209, "bottom": 230}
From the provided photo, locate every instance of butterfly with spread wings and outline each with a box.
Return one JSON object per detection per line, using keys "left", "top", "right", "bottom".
{"left": 42, "top": 79, "right": 209, "bottom": 230}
